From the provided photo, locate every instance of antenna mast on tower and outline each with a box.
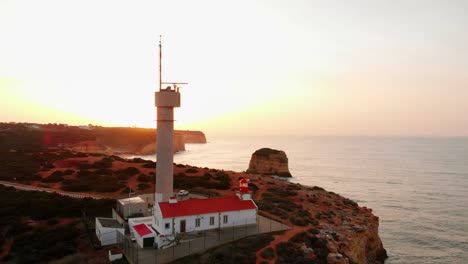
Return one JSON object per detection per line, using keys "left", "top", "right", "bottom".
{"left": 158, "top": 36, "right": 188, "bottom": 92}
{"left": 159, "top": 35, "right": 162, "bottom": 91}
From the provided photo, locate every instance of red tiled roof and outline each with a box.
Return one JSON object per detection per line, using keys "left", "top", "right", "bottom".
{"left": 133, "top": 223, "right": 153, "bottom": 237}
{"left": 159, "top": 196, "right": 257, "bottom": 218}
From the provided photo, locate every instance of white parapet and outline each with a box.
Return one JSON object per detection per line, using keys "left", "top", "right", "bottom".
{"left": 155, "top": 90, "right": 180, "bottom": 107}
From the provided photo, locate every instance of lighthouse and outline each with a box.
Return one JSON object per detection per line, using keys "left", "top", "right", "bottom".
{"left": 155, "top": 37, "right": 186, "bottom": 203}
{"left": 237, "top": 177, "right": 252, "bottom": 200}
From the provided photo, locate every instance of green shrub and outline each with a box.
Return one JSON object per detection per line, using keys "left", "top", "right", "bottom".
{"left": 138, "top": 183, "right": 150, "bottom": 190}
{"left": 267, "top": 187, "right": 297, "bottom": 197}
{"left": 41, "top": 174, "right": 64, "bottom": 183}
{"left": 308, "top": 228, "right": 320, "bottom": 235}
{"left": 77, "top": 162, "right": 92, "bottom": 170}
{"left": 248, "top": 182, "right": 259, "bottom": 190}
{"left": 137, "top": 174, "right": 152, "bottom": 182}
{"left": 8, "top": 225, "right": 78, "bottom": 263}
{"left": 142, "top": 161, "right": 156, "bottom": 168}
{"left": 47, "top": 219, "right": 59, "bottom": 225}
{"left": 174, "top": 172, "right": 231, "bottom": 190}
{"left": 76, "top": 170, "right": 93, "bottom": 179}
{"left": 290, "top": 216, "right": 308, "bottom": 226}
{"left": 92, "top": 158, "right": 112, "bottom": 169}
{"left": 131, "top": 158, "right": 146, "bottom": 163}
{"left": 95, "top": 168, "right": 113, "bottom": 175}
{"left": 185, "top": 168, "right": 198, "bottom": 174}
{"left": 115, "top": 167, "right": 140, "bottom": 180}
{"left": 171, "top": 234, "right": 274, "bottom": 264}
{"left": 343, "top": 198, "right": 358, "bottom": 207}
{"left": 62, "top": 179, "right": 75, "bottom": 185}
{"left": 94, "top": 184, "right": 120, "bottom": 193}
{"left": 51, "top": 170, "right": 65, "bottom": 177}
{"left": 260, "top": 247, "right": 275, "bottom": 260}
{"left": 61, "top": 181, "right": 91, "bottom": 192}
{"left": 64, "top": 169, "right": 75, "bottom": 175}
{"left": 276, "top": 241, "right": 311, "bottom": 264}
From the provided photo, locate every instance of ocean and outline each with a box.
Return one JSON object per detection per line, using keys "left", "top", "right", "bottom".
{"left": 136, "top": 136, "right": 468, "bottom": 263}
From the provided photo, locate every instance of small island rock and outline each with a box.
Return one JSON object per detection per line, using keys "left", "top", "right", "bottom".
{"left": 246, "top": 148, "right": 292, "bottom": 177}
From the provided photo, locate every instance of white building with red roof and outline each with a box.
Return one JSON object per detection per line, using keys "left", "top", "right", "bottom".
{"left": 153, "top": 193, "right": 257, "bottom": 237}
{"left": 132, "top": 223, "right": 156, "bottom": 248}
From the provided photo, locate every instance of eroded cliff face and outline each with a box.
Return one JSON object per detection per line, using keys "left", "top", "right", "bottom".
{"left": 65, "top": 129, "right": 205, "bottom": 155}
{"left": 176, "top": 130, "right": 207, "bottom": 143}
{"left": 138, "top": 134, "right": 186, "bottom": 155}
{"left": 246, "top": 148, "right": 292, "bottom": 177}
{"left": 342, "top": 211, "right": 387, "bottom": 263}
{"left": 322, "top": 207, "right": 387, "bottom": 264}
{"left": 68, "top": 141, "right": 113, "bottom": 155}
{"left": 252, "top": 180, "right": 387, "bottom": 264}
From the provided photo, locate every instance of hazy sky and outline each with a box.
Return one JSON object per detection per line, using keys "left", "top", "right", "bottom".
{"left": 1, "top": 0, "right": 467, "bottom": 136}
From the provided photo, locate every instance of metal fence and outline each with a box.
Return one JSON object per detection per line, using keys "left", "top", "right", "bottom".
{"left": 117, "top": 215, "right": 289, "bottom": 264}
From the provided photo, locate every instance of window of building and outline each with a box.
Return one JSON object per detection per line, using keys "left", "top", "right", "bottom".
{"left": 165, "top": 223, "right": 170, "bottom": 229}
{"left": 223, "top": 215, "right": 228, "bottom": 224}
{"left": 210, "top": 216, "right": 215, "bottom": 225}
{"left": 195, "top": 218, "right": 201, "bottom": 227}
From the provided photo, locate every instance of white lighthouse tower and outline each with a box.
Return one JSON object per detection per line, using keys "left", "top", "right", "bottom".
{"left": 155, "top": 37, "right": 187, "bottom": 203}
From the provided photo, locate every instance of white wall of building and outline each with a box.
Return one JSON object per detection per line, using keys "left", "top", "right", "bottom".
{"left": 95, "top": 219, "right": 125, "bottom": 246}
{"left": 153, "top": 208, "right": 257, "bottom": 235}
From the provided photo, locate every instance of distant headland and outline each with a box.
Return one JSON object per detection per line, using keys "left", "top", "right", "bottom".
{"left": 0, "top": 122, "right": 207, "bottom": 155}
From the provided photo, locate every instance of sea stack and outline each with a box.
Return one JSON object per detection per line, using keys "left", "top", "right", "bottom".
{"left": 247, "top": 148, "right": 292, "bottom": 177}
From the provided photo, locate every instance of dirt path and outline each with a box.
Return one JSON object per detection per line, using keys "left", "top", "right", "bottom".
{"left": 0, "top": 180, "right": 112, "bottom": 199}
{"left": 256, "top": 225, "right": 310, "bottom": 264}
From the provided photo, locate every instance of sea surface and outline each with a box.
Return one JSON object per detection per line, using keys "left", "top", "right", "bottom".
{"left": 136, "top": 136, "right": 468, "bottom": 264}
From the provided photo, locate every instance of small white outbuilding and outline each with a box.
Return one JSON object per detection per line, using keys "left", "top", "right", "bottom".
{"left": 95, "top": 217, "right": 124, "bottom": 246}
{"left": 108, "top": 248, "right": 123, "bottom": 262}
{"left": 115, "top": 197, "right": 147, "bottom": 219}
{"left": 132, "top": 223, "right": 156, "bottom": 248}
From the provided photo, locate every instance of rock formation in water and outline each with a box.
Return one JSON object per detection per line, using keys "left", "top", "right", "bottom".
{"left": 246, "top": 148, "right": 292, "bottom": 177}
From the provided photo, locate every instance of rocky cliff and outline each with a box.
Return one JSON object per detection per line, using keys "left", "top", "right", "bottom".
{"left": 63, "top": 127, "right": 204, "bottom": 155}
{"left": 176, "top": 130, "right": 207, "bottom": 143}
{"left": 319, "top": 204, "right": 387, "bottom": 264}
{"left": 246, "top": 148, "right": 292, "bottom": 177}
{"left": 137, "top": 134, "right": 186, "bottom": 155}
{"left": 252, "top": 181, "right": 387, "bottom": 264}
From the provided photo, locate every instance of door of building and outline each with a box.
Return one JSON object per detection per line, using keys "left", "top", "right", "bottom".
{"left": 180, "top": 220, "right": 186, "bottom": 232}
